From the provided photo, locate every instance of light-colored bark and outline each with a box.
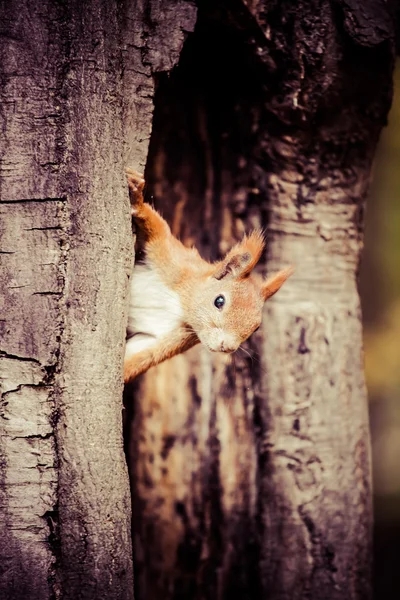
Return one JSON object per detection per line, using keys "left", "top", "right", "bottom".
{"left": 0, "top": 1, "right": 196, "bottom": 599}
{"left": 0, "top": 2, "right": 134, "bottom": 597}
{"left": 258, "top": 164, "right": 372, "bottom": 598}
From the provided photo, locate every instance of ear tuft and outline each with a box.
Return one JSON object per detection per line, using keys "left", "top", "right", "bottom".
{"left": 262, "top": 265, "right": 294, "bottom": 300}
{"left": 213, "top": 230, "right": 265, "bottom": 280}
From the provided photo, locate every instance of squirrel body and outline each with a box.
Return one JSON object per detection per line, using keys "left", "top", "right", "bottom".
{"left": 126, "top": 262, "right": 184, "bottom": 356}
{"left": 124, "top": 169, "right": 293, "bottom": 382}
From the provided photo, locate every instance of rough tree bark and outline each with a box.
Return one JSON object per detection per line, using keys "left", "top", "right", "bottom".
{"left": 124, "top": 1, "right": 396, "bottom": 600}
{"left": 0, "top": 1, "right": 196, "bottom": 599}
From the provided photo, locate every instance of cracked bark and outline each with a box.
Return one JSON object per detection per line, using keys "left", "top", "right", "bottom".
{"left": 0, "top": 1, "right": 196, "bottom": 599}
{"left": 124, "top": 1, "right": 396, "bottom": 600}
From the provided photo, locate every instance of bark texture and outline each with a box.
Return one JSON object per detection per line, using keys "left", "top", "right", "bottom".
{"left": 125, "top": 1, "right": 395, "bottom": 599}
{"left": 0, "top": 1, "right": 195, "bottom": 599}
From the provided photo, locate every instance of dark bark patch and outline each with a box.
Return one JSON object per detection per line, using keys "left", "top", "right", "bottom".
{"left": 161, "top": 434, "right": 176, "bottom": 460}
{"left": 189, "top": 375, "right": 202, "bottom": 407}
{"left": 334, "top": 0, "right": 393, "bottom": 46}
{"left": 298, "top": 326, "right": 311, "bottom": 354}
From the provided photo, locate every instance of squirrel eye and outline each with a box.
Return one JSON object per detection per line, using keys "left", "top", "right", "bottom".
{"left": 214, "top": 295, "right": 225, "bottom": 310}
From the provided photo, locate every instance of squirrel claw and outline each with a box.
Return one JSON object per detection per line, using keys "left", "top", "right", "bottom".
{"left": 126, "top": 168, "right": 145, "bottom": 213}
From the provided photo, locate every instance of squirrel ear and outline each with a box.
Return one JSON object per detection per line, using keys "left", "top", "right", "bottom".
{"left": 213, "top": 230, "right": 265, "bottom": 280}
{"left": 262, "top": 266, "right": 294, "bottom": 300}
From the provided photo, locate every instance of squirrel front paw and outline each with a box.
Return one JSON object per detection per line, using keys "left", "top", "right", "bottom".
{"left": 126, "top": 168, "right": 145, "bottom": 215}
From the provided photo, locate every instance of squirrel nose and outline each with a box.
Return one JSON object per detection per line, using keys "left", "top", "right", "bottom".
{"left": 219, "top": 341, "right": 234, "bottom": 353}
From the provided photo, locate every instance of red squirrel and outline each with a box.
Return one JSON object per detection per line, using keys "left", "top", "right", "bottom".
{"left": 124, "top": 169, "right": 293, "bottom": 382}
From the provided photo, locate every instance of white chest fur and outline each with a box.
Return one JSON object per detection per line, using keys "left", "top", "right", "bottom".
{"left": 125, "top": 262, "right": 184, "bottom": 358}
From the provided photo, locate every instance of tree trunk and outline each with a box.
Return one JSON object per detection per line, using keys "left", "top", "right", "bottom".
{"left": 125, "top": 1, "right": 395, "bottom": 600}
{"left": 0, "top": 1, "right": 195, "bottom": 599}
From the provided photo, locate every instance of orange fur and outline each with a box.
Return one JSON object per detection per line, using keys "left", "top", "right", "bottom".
{"left": 262, "top": 266, "right": 295, "bottom": 300}
{"left": 124, "top": 170, "right": 293, "bottom": 382}
{"left": 214, "top": 230, "right": 265, "bottom": 280}
{"left": 124, "top": 327, "right": 199, "bottom": 381}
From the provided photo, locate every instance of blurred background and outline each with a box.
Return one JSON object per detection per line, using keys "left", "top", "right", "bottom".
{"left": 360, "top": 62, "right": 400, "bottom": 599}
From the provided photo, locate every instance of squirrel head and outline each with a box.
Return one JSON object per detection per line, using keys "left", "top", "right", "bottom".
{"left": 185, "top": 231, "right": 294, "bottom": 353}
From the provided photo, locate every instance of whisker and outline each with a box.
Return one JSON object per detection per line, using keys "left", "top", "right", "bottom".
{"left": 231, "top": 353, "right": 237, "bottom": 380}
{"left": 238, "top": 345, "right": 254, "bottom": 362}
{"left": 237, "top": 345, "right": 268, "bottom": 375}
